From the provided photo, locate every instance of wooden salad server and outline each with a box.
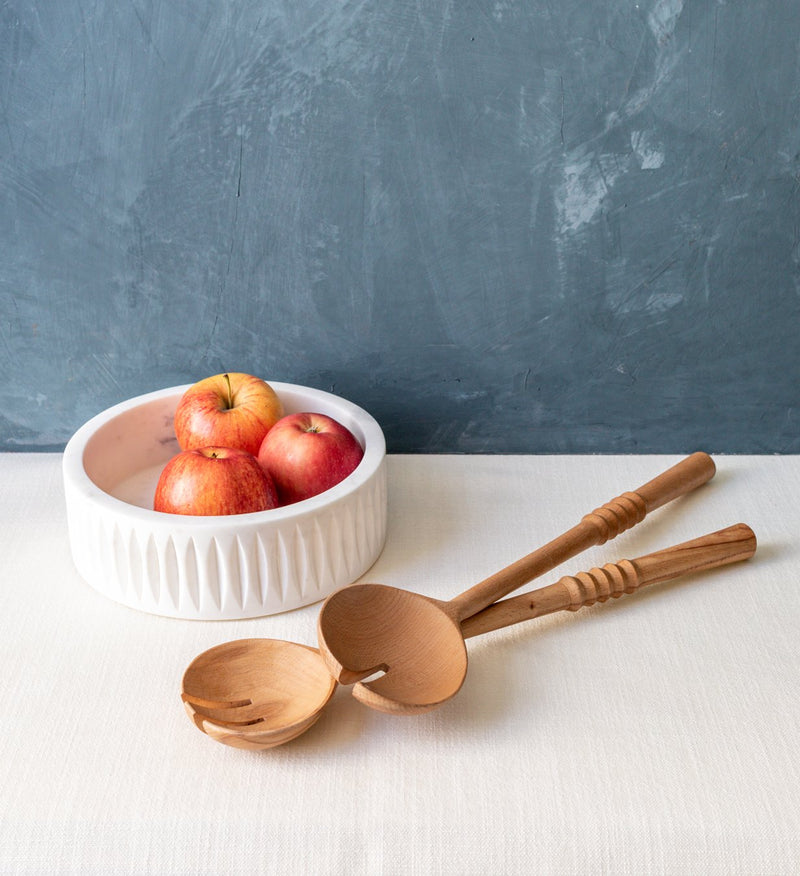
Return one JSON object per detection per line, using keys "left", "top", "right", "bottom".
{"left": 182, "top": 523, "right": 755, "bottom": 748}
{"left": 317, "top": 453, "right": 716, "bottom": 687}
{"left": 349, "top": 523, "right": 756, "bottom": 713}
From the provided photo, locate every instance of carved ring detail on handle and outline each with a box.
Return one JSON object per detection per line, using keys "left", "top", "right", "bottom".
{"left": 560, "top": 559, "right": 641, "bottom": 611}
{"left": 581, "top": 491, "right": 647, "bottom": 543}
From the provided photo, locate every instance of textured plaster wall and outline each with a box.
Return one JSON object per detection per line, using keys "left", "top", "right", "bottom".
{"left": 2, "top": 1, "right": 798, "bottom": 452}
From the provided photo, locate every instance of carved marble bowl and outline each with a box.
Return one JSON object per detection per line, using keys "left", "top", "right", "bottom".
{"left": 62, "top": 383, "right": 387, "bottom": 619}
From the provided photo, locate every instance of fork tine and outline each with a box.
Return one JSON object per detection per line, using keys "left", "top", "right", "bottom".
{"left": 183, "top": 696, "right": 289, "bottom": 725}
{"left": 181, "top": 691, "right": 252, "bottom": 710}
{"left": 191, "top": 709, "right": 266, "bottom": 728}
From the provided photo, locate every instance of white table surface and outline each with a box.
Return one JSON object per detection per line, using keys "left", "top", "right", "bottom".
{"left": 1, "top": 452, "right": 798, "bottom": 875}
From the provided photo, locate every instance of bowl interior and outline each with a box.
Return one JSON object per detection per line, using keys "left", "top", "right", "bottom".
{"left": 80, "top": 384, "right": 374, "bottom": 511}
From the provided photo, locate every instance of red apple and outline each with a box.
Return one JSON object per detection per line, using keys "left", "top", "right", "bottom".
{"left": 154, "top": 446, "right": 280, "bottom": 516}
{"left": 257, "top": 412, "right": 364, "bottom": 504}
{"left": 174, "top": 372, "right": 284, "bottom": 456}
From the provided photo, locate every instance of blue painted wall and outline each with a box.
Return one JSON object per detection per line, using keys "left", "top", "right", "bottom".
{"left": 2, "top": 1, "right": 798, "bottom": 452}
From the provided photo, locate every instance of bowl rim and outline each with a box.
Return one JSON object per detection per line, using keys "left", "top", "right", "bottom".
{"left": 62, "top": 381, "right": 386, "bottom": 529}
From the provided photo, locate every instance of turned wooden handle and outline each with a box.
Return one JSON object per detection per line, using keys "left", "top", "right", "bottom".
{"left": 451, "top": 452, "right": 717, "bottom": 621}
{"left": 460, "top": 523, "right": 756, "bottom": 638}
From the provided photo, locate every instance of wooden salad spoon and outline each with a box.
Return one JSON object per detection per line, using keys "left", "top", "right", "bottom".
{"left": 183, "top": 523, "right": 755, "bottom": 748}
{"left": 317, "top": 453, "right": 716, "bottom": 694}
{"left": 348, "top": 522, "right": 756, "bottom": 713}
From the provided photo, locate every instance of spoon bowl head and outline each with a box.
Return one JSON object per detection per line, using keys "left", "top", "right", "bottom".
{"left": 317, "top": 583, "right": 469, "bottom": 714}
{"left": 182, "top": 638, "right": 336, "bottom": 749}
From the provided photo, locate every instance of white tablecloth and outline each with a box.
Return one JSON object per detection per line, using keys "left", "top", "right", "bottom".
{"left": 1, "top": 453, "right": 798, "bottom": 875}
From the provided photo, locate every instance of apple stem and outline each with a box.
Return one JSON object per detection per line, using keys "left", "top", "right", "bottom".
{"left": 223, "top": 373, "right": 233, "bottom": 410}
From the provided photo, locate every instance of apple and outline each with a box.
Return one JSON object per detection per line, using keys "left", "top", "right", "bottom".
{"left": 174, "top": 372, "right": 284, "bottom": 456}
{"left": 257, "top": 412, "right": 364, "bottom": 505}
{"left": 154, "top": 446, "right": 280, "bottom": 516}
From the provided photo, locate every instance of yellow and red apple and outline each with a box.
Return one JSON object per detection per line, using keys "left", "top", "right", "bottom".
{"left": 154, "top": 446, "right": 280, "bottom": 516}
{"left": 174, "top": 373, "right": 284, "bottom": 457}
{"left": 257, "top": 412, "right": 364, "bottom": 505}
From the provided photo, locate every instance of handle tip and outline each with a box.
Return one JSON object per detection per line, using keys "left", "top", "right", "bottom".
{"left": 690, "top": 451, "right": 716, "bottom": 479}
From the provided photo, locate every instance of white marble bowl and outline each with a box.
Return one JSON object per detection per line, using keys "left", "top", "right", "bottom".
{"left": 62, "top": 383, "right": 387, "bottom": 619}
